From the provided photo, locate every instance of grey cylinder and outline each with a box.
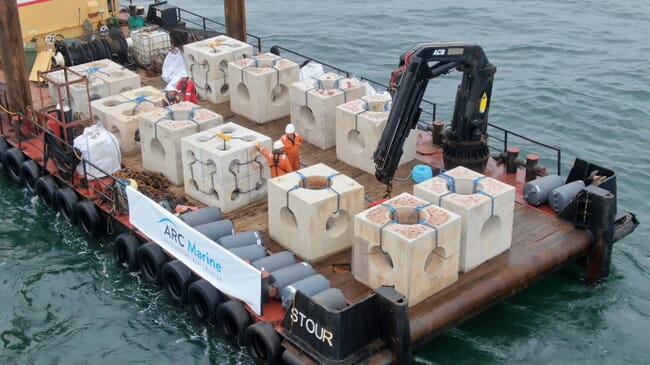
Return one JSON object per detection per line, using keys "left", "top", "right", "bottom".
{"left": 194, "top": 219, "right": 234, "bottom": 242}
{"left": 523, "top": 174, "right": 565, "bottom": 206}
{"left": 280, "top": 274, "right": 331, "bottom": 309}
{"left": 311, "top": 288, "right": 347, "bottom": 311}
{"left": 229, "top": 244, "right": 268, "bottom": 262}
{"left": 251, "top": 251, "right": 296, "bottom": 273}
{"left": 550, "top": 180, "right": 586, "bottom": 213}
{"left": 179, "top": 207, "right": 222, "bottom": 226}
{"left": 217, "top": 230, "right": 264, "bottom": 250}
{"left": 268, "top": 262, "right": 316, "bottom": 296}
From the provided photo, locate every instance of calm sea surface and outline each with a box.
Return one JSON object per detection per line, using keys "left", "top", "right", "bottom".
{"left": 2, "top": 0, "right": 649, "bottom": 363}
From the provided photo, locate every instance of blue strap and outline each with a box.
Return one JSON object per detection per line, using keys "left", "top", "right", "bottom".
{"left": 476, "top": 190, "right": 495, "bottom": 217}
{"left": 472, "top": 176, "right": 488, "bottom": 193}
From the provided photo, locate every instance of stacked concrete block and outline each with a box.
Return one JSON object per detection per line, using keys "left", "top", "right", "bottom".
{"left": 139, "top": 102, "right": 223, "bottom": 185}
{"left": 184, "top": 35, "right": 253, "bottom": 104}
{"left": 289, "top": 73, "right": 366, "bottom": 149}
{"left": 414, "top": 166, "right": 516, "bottom": 272}
{"left": 69, "top": 74, "right": 110, "bottom": 119}
{"left": 268, "top": 163, "right": 365, "bottom": 261}
{"left": 228, "top": 53, "right": 300, "bottom": 124}
{"left": 90, "top": 86, "right": 164, "bottom": 156}
{"left": 336, "top": 93, "right": 417, "bottom": 174}
{"left": 353, "top": 193, "right": 461, "bottom": 306}
{"left": 181, "top": 122, "right": 272, "bottom": 213}
{"left": 93, "top": 67, "right": 141, "bottom": 95}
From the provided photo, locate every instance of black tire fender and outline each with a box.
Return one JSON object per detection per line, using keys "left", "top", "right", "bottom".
{"left": 187, "top": 279, "right": 224, "bottom": 323}
{"left": 245, "top": 321, "right": 282, "bottom": 365}
{"left": 3, "top": 147, "right": 25, "bottom": 184}
{"left": 20, "top": 159, "right": 40, "bottom": 193}
{"left": 216, "top": 300, "right": 251, "bottom": 344}
{"left": 35, "top": 175, "right": 58, "bottom": 210}
{"left": 73, "top": 199, "right": 103, "bottom": 239}
{"left": 137, "top": 242, "right": 168, "bottom": 285}
{"left": 113, "top": 233, "right": 141, "bottom": 271}
{"left": 55, "top": 186, "right": 78, "bottom": 221}
{"left": 161, "top": 260, "right": 194, "bottom": 304}
{"left": 0, "top": 137, "right": 8, "bottom": 170}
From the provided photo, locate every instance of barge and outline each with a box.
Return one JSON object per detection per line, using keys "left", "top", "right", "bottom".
{"left": 0, "top": 1, "right": 639, "bottom": 363}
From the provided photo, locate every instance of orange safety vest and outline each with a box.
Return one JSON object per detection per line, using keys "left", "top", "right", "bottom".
{"left": 280, "top": 133, "right": 303, "bottom": 171}
{"left": 258, "top": 146, "right": 293, "bottom": 177}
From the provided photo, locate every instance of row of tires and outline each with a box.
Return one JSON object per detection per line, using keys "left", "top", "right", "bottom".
{"left": 0, "top": 138, "right": 293, "bottom": 364}
{"left": 0, "top": 140, "right": 104, "bottom": 239}
{"left": 114, "top": 234, "right": 288, "bottom": 364}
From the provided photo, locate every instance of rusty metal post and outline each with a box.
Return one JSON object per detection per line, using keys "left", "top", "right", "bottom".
{"left": 583, "top": 185, "right": 615, "bottom": 285}
{"left": 0, "top": 0, "right": 32, "bottom": 115}
{"left": 525, "top": 154, "right": 539, "bottom": 182}
{"left": 224, "top": 0, "right": 247, "bottom": 43}
{"left": 506, "top": 146, "right": 519, "bottom": 174}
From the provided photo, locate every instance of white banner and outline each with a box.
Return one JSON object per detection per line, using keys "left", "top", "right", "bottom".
{"left": 126, "top": 186, "right": 262, "bottom": 315}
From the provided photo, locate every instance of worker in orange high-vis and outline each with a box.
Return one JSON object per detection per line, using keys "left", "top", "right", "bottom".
{"left": 255, "top": 140, "right": 293, "bottom": 178}
{"left": 280, "top": 123, "right": 303, "bottom": 171}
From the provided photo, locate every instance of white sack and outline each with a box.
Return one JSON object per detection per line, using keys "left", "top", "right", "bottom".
{"left": 74, "top": 123, "right": 121, "bottom": 180}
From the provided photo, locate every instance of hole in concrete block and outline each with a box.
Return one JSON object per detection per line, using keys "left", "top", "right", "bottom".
{"left": 187, "top": 54, "right": 196, "bottom": 64}
{"left": 237, "top": 83, "right": 249, "bottom": 102}
{"left": 298, "top": 175, "right": 332, "bottom": 190}
{"left": 347, "top": 129, "right": 365, "bottom": 153}
{"left": 103, "top": 99, "right": 121, "bottom": 107}
{"left": 219, "top": 59, "right": 228, "bottom": 72}
{"left": 390, "top": 207, "right": 421, "bottom": 225}
{"left": 206, "top": 159, "right": 217, "bottom": 176}
{"left": 369, "top": 245, "right": 393, "bottom": 269}
{"left": 210, "top": 187, "right": 220, "bottom": 201}
{"left": 231, "top": 188, "right": 242, "bottom": 201}
{"left": 242, "top": 53, "right": 250, "bottom": 59}
{"left": 220, "top": 83, "right": 229, "bottom": 95}
{"left": 220, "top": 126, "right": 236, "bottom": 134}
{"left": 480, "top": 215, "right": 501, "bottom": 252}
{"left": 280, "top": 207, "right": 297, "bottom": 228}
{"left": 90, "top": 94, "right": 101, "bottom": 101}
{"left": 298, "top": 105, "right": 315, "bottom": 126}
{"left": 241, "top": 135, "right": 257, "bottom": 142}
{"left": 326, "top": 210, "right": 349, "bottom": 238}
{"left": 151, "top": 138, "right": 165, "bottom": 158}
{"left": 424, "top": 247, "right": 446, "bottom": 275}
{"left": 196, "top": 133, "right": 213, "bottom": 142}
{"left": 271, "top": 84, "right": 289, "bottom": 106}
{"left": 93, "top": 115, "right": 101, "bottom": 123}
{"left": 134, "top": 129, "right": 140, "bottom": 143}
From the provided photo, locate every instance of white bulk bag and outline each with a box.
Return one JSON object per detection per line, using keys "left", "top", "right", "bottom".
{"left": 73, "top": 123, "right": 121, "bottom": 179}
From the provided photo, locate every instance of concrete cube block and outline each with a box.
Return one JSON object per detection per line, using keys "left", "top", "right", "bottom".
{"left": 139, "top": 102, "right": 223, "bottom": 185}
{"left": 180, "top": 122, "right": 272, "bottom": 212}
{"left": 336, "top": 94, "right": 417, "bottom": 174}
{"left": 268, "top": 163, "right": 365, "bottom": 261}
{"left": 229, "top": 53, "right": 300, "bottom": 124}
{"left": 194, "top": 76, "right": 230, "bottom": 104}
{"left": 289, "top": 73, "right": 366, "bottom": 149}
{"left": 181, "top": 122, "right": 272, "bottom": 186}
{"left": 414, "top": 166, "right": 516, "bottom": 272}
{"left": 69, "top": 75, "right": 110, "bottom": 119}
{"left": 183, "top": 35, "right": 253, "bottom": 80}
{"left": 94, "top": 67, "right": 141, "bottom": 95}
{"left": 91, "top": 94, "right": 128, "bottom": 125}
{"left": 353, "top": 193, "right": 461, "bottom": 306}
{"left": 102, "top": 99, "right": 160, "bottom": 156}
